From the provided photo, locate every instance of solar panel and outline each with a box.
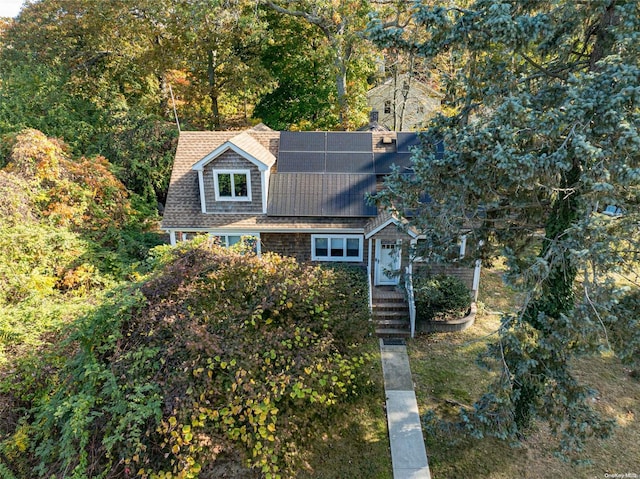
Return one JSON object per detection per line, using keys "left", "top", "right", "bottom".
{"left": 279, "top": 131, "right": 326, "bottom": 152}
{"left": 374, "top": 152, "right": 413, "bottom": 174}
{"left": 396, "top": 132, "right": 421, "bottom": 153}
{"left": 278, "top": 131, "right": 375, "bottom": 173}
{"left": 277, "top": 151, "right": 325, "bottom": 173}
{"left": 326, "top": 132, "right": 372, "bottom": 152}
{"left": 326, "top": 152, "right": 374, "bottom": 173}
{"left": 435, "top": 140, "right": 445, "bottom": 160}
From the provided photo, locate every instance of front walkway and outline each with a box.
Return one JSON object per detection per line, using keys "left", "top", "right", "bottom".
{"left": 380, "top": 339, "right": 431, "bottom": 479}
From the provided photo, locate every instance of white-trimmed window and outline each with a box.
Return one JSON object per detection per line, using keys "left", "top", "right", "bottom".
{"left": 212, "top": 233, "right": 260, "bottom": 254}
{"left": 213, "top": 169, "right": 251, "bottom": 201}
{"left": 311, "top": 234, "right": 363, "bottom": 262}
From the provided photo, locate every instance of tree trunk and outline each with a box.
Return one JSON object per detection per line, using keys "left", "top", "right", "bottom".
{"left": 208, "top": 49, "right": 221, "bottom": 130}
{"left": 334, "top": 46, "right": 348, "bottom": 128}
{"left": 511, "top": 161, "right": 581, "bottom": 429}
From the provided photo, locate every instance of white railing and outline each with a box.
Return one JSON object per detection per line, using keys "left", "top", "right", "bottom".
{"left": 405, "top": 264, "right": 416, "bottom": 338}
{"left": 367, "top": 264, "right": 373, "bottom": 313}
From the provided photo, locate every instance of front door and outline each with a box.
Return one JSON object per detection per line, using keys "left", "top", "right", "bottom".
{"left": 375, "top": 240, "right": 401, "bottom": 286}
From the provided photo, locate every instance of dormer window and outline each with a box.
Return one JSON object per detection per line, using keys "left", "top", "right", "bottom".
{"left": 214, "top": 169, "right": 251, "bottom": 201}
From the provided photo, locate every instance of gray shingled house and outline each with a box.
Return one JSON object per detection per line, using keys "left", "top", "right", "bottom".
{"left": 161, "top": 125, "right": 480, "bottom": 336}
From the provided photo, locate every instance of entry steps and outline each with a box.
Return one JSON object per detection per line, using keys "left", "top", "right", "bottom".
{"left": 372, "top": 287, "right": 410, "bottom": 338}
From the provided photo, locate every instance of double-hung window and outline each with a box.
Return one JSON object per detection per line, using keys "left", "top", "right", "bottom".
{"left": 214, "top": 169, "right": 251, "bottom": 201}
{"left": 311, "top": 235, "right": 363, "bottom": 262}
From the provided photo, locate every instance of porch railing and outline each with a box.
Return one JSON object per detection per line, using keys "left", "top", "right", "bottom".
{"left": 405, "top": 264, "right": 416, "bottom": 338}
{"left": 367, "top": 263, "right": 373, "bottom": 314}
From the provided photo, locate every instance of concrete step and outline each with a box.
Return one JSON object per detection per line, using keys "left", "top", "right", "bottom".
{"left": 375, "top": 318, "right": 410, "bottom": 328}
{"left": 375, "top": 327, "right": 411, "bottom": 338}
{"left": 373, "top": 302, "right": 410, "bottom": 311}
{"left": 372, "top": 293, "right": 406, "bottom": 302}
{"left": 374, "top": 311, "right": 410, "bottom": 319}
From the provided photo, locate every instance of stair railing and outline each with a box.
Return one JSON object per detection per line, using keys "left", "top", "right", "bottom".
{"left": 405, "top": 264, "right": 416, "bottom": 338}
{"left": 367, "top": 263, "right": 373, "bottom": 314}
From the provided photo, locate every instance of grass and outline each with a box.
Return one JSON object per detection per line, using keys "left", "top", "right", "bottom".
{"left": 297, "top": 339, "right": 392, "bottom": 479}
{"left": 291, "top": 338, "right": 391, "bottom": 478}
{"left": 408, "top": 266, "right": 640, "bottom": 479}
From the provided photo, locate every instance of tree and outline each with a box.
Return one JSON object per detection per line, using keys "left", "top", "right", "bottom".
{"left": 254, "top": 11, "right": 339, "bottom": 129}
{"left": 370, "top": 0, "right": 640, "bottom": 457}
{"left": 157, "top": 0, "right": 272, "bottom": 130}
{"left": 263, "top": 0, "right": 376, "bottom": 129}
{"left": 0, "top": 0, "right": 179, "bottom": 204}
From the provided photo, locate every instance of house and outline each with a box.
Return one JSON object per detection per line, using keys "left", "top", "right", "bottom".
{"left": 366, "top": 73, "right": 443, "bottom": 131}
{"left": 161, "top": 125, "right": 479, "bottom": 336}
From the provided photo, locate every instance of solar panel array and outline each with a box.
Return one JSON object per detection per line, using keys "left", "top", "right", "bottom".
{"left": 269, "top": 131, "right": 430, "bottom": 217}
{"left": 374, "top": 152, "right": 413, "bottom": 174}
{"left": 396, "top": 132, "right": 421, "bottom": 153}
{"left": 278, "top": 132, "right": 374, "bottom": 173}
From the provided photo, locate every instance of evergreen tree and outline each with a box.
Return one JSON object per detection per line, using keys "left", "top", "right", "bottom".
{"left": 369, "top": 0, "right": 639, "bottom": 457}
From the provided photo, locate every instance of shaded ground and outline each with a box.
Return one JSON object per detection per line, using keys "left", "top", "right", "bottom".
{"left": 408, "top": 267, "right": 640, "bottom": 479}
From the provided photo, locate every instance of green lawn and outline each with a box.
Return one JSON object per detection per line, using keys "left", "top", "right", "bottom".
{"left": 409, "top": 267, "right": 640, "bottom": 479}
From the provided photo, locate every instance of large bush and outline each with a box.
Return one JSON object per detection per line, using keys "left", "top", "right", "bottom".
{"left": 0, "top": 240, "right": 375, "bottom": 478}
{"left": 0, "top": 130, "right": 164, "bottom": 365}
{"left": 414, "top": 273, "right": 471, "bottom": 321}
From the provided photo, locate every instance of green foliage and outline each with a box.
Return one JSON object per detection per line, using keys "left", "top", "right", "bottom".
{"left": 413, "top": 273, "right": 471, "bottom": 321}
{"left": 0, "top": 223, "right": 98, "bottom": 305}
{"left": 604, "top": 287, "right": 640, "bottom": 375}
{"left": 259, "top": 0, "right": 377, "bottom": 129}
{"left": 1, "top": 241, "right": 375, "bottom": 478}
{"left": 254, "top": 15, "right": 339, "bottom": 131}
{"left": 0, "top": 128, "right": 165, "bottom": 369}
{"left": 100, "top": 113, "right": 178, "bottom": 204}
{"left": 369, "top": 0, "right": 640, "bottom": 460}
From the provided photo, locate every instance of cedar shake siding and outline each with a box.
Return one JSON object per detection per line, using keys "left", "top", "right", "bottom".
{"left": 369, "top": 223, "right": 414, "bottom": 242}
{"left": 262, "top": 233, "right": 369, "bottom": 266}
{"left": 202, "top": 152, "right": 263, "bottom": 214}
{"left": 414, "top": 263, "right": 475, "bottom": 291}
{"left": 261, "top": 233, "right": 312, "bottom": 262}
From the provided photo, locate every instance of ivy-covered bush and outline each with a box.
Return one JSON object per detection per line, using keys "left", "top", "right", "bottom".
{"left": 413, "top": 273, "right": 471, "bottom": 321}
{"left": 0, "top": 240, "right": 375, "bottom": 478}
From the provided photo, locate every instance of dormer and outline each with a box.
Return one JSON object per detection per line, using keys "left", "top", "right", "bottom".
{"left": 191, "top": 132, "right": 276, "bottom": 214}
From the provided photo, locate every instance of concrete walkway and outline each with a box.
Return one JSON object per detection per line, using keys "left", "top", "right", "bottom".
{"left": 380, "top": 339, "right": 431, "bottom": 479}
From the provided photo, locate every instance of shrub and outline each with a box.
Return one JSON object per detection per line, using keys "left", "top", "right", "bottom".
{"left": 414, "top": 273, "right": 471, "bottom": 321}
{"left": 1, "top": 241, "right": 376, "bottom": 478}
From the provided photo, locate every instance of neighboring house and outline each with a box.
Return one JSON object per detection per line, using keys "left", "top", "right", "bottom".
{"left": 162, "top": 124, "right": 479, "bottom": 336}
{"left": 367, "top": 73, "right": 443, "bottom": 131}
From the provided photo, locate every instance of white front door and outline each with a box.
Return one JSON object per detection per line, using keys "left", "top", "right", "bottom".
{"left": 375, "top": 240, "right": 401, "bottom": 285}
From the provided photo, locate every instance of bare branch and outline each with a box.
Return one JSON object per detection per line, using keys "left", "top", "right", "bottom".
{"left": 519, "top": 52, "right": 568, "bottom": 81}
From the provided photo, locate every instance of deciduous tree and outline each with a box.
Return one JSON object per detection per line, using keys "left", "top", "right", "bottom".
{"left": 264, "top": 0, "right": 377, "bottom": 129}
